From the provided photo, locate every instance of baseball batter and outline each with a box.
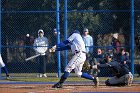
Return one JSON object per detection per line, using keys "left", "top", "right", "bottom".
{"left": 0, "top": 54, "right": 10, "bottom": 79}
{"left": 50, "top": 30, "right": 99, "bottom": 88}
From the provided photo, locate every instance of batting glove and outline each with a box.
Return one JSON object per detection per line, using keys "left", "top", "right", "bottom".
{"left": 49, "top": 45, "right": 57, "bottom": 52}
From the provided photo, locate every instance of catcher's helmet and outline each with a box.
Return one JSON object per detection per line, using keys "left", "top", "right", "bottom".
{"left": 105, "top": 53, "right": 113, "bottom": 58}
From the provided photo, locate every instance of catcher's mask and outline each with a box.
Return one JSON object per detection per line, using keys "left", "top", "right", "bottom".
{"left": 105, "top": 53, "right": 113, "bottom": 59}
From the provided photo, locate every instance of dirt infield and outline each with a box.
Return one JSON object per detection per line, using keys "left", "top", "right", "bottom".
{"left": 0, "top": 84, "right": 140, "bottom": 93}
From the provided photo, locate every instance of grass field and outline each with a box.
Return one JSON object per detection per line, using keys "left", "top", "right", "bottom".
{"left": 1, "top": 76, "right": 140, "bottom": 83}
{"left": 0, "top": 74, "right": 140, "bottom": 93}
{"left": 0, "top": 73, "right": 140, "bottom": 83}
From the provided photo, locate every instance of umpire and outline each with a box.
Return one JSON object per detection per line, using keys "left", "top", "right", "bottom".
{"left": 92, "top": 53, "right": 133, "bottom": 86}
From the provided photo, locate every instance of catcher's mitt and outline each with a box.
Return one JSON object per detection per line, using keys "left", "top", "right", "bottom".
{"left": 82, "top": 61, "right": 90, "bottom": 71}
{"left": 49, "top": 45, "right": 56, "bottom": 53}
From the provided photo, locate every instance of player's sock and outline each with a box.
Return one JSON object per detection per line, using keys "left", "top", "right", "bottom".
{"left": 59, "top": 71, "right": 70, "bottom": 84}
{"left": 81, "top": 72, "right": 94, "bottom": 80}
{"left": 2, "top": 66, "right": 9, "bottom": 76}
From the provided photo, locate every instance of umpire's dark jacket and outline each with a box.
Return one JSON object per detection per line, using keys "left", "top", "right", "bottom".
{"left": 97, "top": 61, "right": 130, "bottom": 78}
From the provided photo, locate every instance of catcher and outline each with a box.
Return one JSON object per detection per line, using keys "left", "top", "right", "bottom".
{"left": 91, "top": 53, "right": 133, "bottom": 86}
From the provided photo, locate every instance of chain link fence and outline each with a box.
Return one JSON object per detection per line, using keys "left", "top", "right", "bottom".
{"left": 1, "top": 0, "right": 140, "bottom": 78}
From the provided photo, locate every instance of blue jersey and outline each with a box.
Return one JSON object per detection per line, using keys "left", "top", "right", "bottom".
{"left": 82, "top": 35, "right": 93, "bottom": 53}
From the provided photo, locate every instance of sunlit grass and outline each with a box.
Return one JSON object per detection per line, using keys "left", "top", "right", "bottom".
{"left": 4, "top": 77, "right": 140, "bottom": 82}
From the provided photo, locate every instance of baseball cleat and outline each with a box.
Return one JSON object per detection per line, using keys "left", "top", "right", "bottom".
{"left": 126, "top": 75, "right": 133, "bottom": 86}
{"left": 52, "top": 82, "right": 63, "bottom": 88}
{"left": 43, "top": 74, "right": 47, "bottom": 77}
{"left": 37, "top": 74, "right": 43, "bottom": 78}
{"left": 6, "top": 75, "right": 11, "bottom": 79}
{"left": 93, "top": 77, "right": 99, "bottom": 87}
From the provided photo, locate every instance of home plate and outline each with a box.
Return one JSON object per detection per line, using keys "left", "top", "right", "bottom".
{"left": 11, "top": 85, "right": 35, "bottom": 89}
{"left": 63, "top": 86, "right": 75, "bottom": 90}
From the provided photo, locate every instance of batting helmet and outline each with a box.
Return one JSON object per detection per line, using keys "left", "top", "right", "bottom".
{"left": 70, "top": 30, "right": 80, "bottom": 35}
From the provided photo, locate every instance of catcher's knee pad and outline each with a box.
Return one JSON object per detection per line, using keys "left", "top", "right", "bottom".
{"left": 105, "top": 79, "right": 111, "bottom": 86}
{"left": 125, "top": 73, "right": 133, "bottom": 85}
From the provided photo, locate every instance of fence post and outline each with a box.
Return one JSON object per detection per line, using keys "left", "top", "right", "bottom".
{"left": 131, "top": 0, "right": 135, "bottom": 75}
{"left": 56, "top": 0, "right": 61, "bottom": 78}
{"left": 64, "top": 0, "right": 68, "bottom": 68}
{"left": 0, "top": 0, "right": 2, "bottom": 79}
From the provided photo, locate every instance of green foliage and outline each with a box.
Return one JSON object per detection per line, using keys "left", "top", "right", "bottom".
{"left": 2, "top": 0, "right": 131, "bottom": 36}
{"left": 1, "top": 0, "right": 134, "bottom": 65}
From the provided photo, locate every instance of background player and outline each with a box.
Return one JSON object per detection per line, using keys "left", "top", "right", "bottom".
{"left": 33, "top": 29, "right": 48, "bottom": 77}
{"left": 49, "top": 30, "right": 99, "bottom": 88}
{"left": 82, "top": 28, "right": 94, "bottom": 75}
{"left": 0, "top": 54, "right": 10, "bottom": 79}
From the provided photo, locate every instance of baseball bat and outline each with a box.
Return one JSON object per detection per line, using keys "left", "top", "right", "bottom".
{"left": 25, "top": 54, "right": 41, "bottom": 61}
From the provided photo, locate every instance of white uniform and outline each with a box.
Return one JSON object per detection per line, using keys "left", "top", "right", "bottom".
{"left": 65, "top": 33, "right": 86, "bottom": 76}
{"left": 0, "top": 54, "right": 5, "bottom": 67}
{"left": 33, "top": 37, "right": 48, "bottom": 55}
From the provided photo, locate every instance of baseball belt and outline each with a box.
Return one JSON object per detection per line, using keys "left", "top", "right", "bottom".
{"left": 75, "top": 50, "right": 86, "bottom": 54}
